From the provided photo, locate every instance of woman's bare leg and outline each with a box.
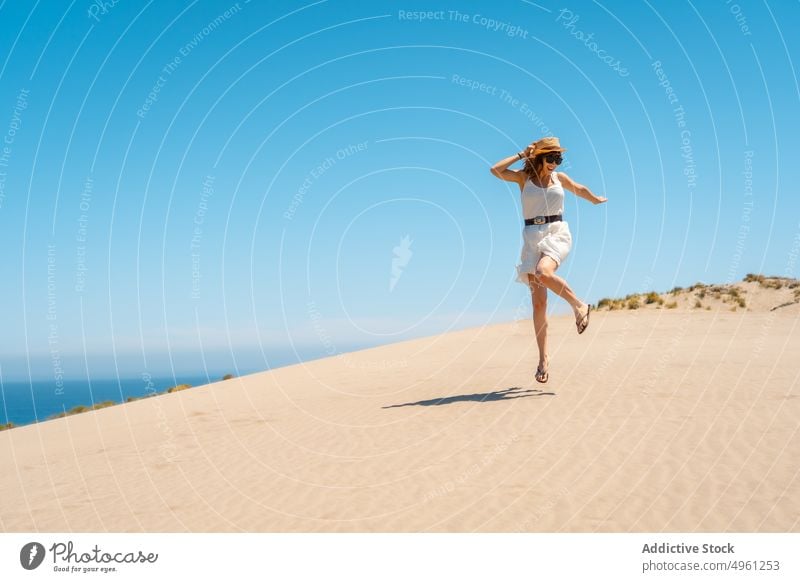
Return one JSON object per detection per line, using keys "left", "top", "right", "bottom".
{"left": 528, "top": 274, "right": 549, "bottom": 380}
{"left": 535, "top": 255, "right": 589, "bottom": 324}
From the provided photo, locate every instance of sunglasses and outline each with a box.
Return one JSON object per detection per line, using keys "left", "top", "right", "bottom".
{"left": 543, "top": 153, "right": 563, "bottom": 165}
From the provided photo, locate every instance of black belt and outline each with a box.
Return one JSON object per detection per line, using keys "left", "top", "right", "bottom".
{"left": 524, "top": 214, "right": 562, "bottom": 226}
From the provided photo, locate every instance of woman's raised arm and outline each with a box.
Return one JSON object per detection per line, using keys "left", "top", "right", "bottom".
{"left": 490, "top": 149, "right": 527, "bottom": 186}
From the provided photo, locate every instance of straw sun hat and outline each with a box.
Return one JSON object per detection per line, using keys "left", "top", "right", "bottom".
{"left": 529, "top": 136, "right": 567, "bottom": 157}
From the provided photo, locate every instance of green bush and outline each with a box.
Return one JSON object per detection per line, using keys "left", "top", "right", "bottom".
{"left": 0, "top": 422, "right": 15, "bottom": 431}
{"left": 47, "top": 401, "right": 118, "bottom": 420}
{"left": 222, "top": 373, "right": 235, "bottom": 381}
{"left": 666, "top": 301, "right": 678, "bottom": 309}
{"left": 644, "top": 292, "right": 661, "bottom": 304}
{"left": 167, "top": 384, "right": 192, "bottom": 393}
{"left": 597, "top": 298, "right": 612, "bottom": 309}
{"left": 694, "top": 300, "right": 703, "bottom": 309}
{"left": 627, "top": 297, "right": 640, "bottom": 310}
{"left": 670, "top": 286, "right": 683, "bottom": 295}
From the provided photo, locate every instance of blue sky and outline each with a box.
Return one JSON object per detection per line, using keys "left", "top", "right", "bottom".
{"left": 0, "top": 0, "right": 798, "bottom": 380}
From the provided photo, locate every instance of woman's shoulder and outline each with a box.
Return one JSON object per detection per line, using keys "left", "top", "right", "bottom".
{"left": 551, "top": 172, "right": 567, "bottom": 187}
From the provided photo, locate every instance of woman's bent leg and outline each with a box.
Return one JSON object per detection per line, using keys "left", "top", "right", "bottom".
{"left": 535, "top": 255, "right": 589, "bottom": 324}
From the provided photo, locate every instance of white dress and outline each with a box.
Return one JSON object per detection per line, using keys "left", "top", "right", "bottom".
{"left": 516, "top": 171, "right": 573, "bottom": 285}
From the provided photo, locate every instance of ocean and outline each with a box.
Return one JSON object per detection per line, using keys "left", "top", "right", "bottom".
{"left": 0, "top": 375, "right": 224, "bottom": 427}
{"left": 0, "top": 343, "right": 383, "bottom": 429}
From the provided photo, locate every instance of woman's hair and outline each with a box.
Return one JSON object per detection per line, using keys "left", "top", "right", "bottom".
{"left": 522, "top": 154, "right": 549, "bottom": 184}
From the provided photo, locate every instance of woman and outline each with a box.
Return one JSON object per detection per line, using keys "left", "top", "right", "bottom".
{"left": 490, "top": 137, "right": 607, "bottom": 383}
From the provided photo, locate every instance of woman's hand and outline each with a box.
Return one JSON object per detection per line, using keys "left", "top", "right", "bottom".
{"left": 592, "top": 195, "right": 608, "bottom": 205}
{"left": 522, "top": 143, "right": 536, "bottom": 159}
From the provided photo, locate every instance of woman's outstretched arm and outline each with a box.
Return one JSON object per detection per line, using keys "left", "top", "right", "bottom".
{"left": 558, "top": 172, "right": 608, "bottom": 205}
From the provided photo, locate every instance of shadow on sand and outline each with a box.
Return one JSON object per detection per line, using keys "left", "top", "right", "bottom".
{"left": 382, "top": 386, "right": 554, "bottom": 409}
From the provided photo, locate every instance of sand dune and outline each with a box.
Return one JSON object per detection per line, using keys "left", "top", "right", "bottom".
{"left": 1, "top": 305, "right": 798, "bottom": 532}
